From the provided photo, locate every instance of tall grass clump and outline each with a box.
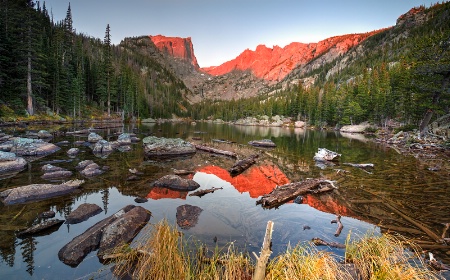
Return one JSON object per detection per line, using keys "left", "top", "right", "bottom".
{"left": 266, "top": 244, "right": 352, "bottom": 279}
{"left": 110, "top": 220, "right": 443, "bottom": 280}
{"left": 345, "top": 233, "right": 441, "bottom": 280}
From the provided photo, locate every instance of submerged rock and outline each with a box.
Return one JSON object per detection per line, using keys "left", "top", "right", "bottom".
{"left": 142, "top": 136, "right": 196, "bottom": 159}
{"left": 0, "top": 179, "right": 85, "bottom": 205}
{"left": 65, "top": 203, "right": 103, "bottom": 224}
{"left": 176, "top": 204, "right": 203, "bottom": 230}
{"left": 117, "top": 133, "right": 132, "bottom": 145}
{"left": 41, "top": 164, "right": 72, "bottom": 180}
{"left": 67, "top": 148, "right": 80, "bottom": 156}
{"left": 37, "top": 130, "right": 53, "bottom": 139}
{"left": 92, "top": 140, "right": 114, "bottom": 156}
{"left": 153, "top": 175, "right": 200, "bottom": 191}
{"left": 39, "top": 210, "right": 56, "bottom": 219}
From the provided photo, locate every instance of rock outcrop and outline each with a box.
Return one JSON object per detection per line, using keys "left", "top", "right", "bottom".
{"left": 142, "top": 136, "right": 196, "bottom": 159}
{"left": 153, "top": 175, "right": 200, "bottom": 191}
{"left": 150, "top": 35, "right": 199, "bottom": 69}
{"left": 65, "top": 203, "right": 103, "bottom": 224}
{"left": 202, "top": 31, "right": 383, "bottom": 82}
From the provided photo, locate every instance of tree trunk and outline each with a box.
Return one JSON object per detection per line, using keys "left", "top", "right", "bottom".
{"left": 27, "top": 50, "right": 33, "bottom": 116}
{"left": 419, "top": 109, "right": 433, "bottom": 138}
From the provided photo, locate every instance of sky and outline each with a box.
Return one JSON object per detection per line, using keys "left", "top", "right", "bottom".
{"left": 42, "top": 0, "right": 431, "bottom": 68}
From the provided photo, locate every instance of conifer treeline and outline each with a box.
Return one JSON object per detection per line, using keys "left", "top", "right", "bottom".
{"left": 0, "top": 0, "right": 190, "bottom": 120}
{"left": 191, "top": 2, "right": 450, "bottom": 131}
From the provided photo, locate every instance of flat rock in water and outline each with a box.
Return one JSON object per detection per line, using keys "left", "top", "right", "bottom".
{"left": 58, "top": 205, "right": 135, "bottom": 267}
{"left": 97, "top": 206, "right": 151, "bottom": 259}
{"left": 76, "top": 160, "right": 95, "bottom": 170}
{"left": 17, "top": 219, "right": 64, "bottom": 237}
{"left": 37, "top": 130, "right": 53, "bottom": 139}
{"left": 41, "top": 170, "right": 73, "bottom": 180}
{"left": 117, "top": 133, "right": 132, "bottom": 145}
{"left": 65, "top": 203, "right": 103, "bottom": 224}
{"left": 176, "top": 204, "right": 203, "bottom": 230}
{"left": 153, "top": 175, "right": 200, "bottom": 191}
{"left": 0, "top": 179, "right": 85, "bottom": 205}
{"left": 10, "top": 137, "right": 60, "bottom": 156}
{"left": 41, "top": 164, "right": 66, "bottom": 173}
{"left": 0, "top": 151, "right": 27, "bottom": 174}
{"left": 313, "top": 148, "right": 341, "bottom": 162}
{"left": 142, "top": 136, "right": 196, "bottom": 158}
{"left": 92, "top": 140, "right": 114, "bottom": 155}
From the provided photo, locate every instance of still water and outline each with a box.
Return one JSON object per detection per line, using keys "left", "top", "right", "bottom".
{"left": 0, "top": 122, "right": 449, "bottom": 279}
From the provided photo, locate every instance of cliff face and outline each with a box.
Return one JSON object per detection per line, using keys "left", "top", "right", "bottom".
{"left": 201, "top": 31, "right": 383, "bottom": 82}
{"left": 150, "top": 35, "right": 200, "bottom": 69}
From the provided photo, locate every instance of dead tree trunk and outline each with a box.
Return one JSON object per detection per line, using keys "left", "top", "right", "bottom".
{"left": 253, "top": 221, "right": 274, "bottom": 280}
{"left": 228, "top": 154, "right": 259, "bottom": 176}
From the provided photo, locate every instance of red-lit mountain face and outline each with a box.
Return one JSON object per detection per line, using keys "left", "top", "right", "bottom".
{"left": 201, "top": 31, "right": 383, "bottom": 82}
{"left": 150, "top": 35, "right": 200, "bottom": 69}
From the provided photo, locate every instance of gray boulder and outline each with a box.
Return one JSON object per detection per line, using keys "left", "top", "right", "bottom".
{"left": 248, "top": 139, "right": 276, "bottom": 147}
{"left": 0, "top": 151, "right": 27, "bottom": 174}
{"left": 58, "top": 205, "right": 150, "bottom": 267}
{"left": 117, "top": 133, "right": 132, "bottom": 145}
{"left": 153, "top": 175, "right": 200, "bottom": 191}
{"left": 88, "top": 132, "right": 103, "bottom": 143}
{"left": 76, "top": 160, "right": 95, "bottom": 170}
{"left": 92, "top": 140, "right": 113, "bottom": 155}
{"left": 67, "top": 148, "right": 80, "bottom": 157}
{"left": 42, "top": 164, "right": 66, "bottom": 173}
{"left": 97, "top": 206, "right": 151, "bottom": 259}
{"left": 142, "top": 136, "right": 196, "bottom": 159}
{"left": 37, "top": 130, "right": 53, "bottom": 139}
{"left": 79, "top": 162, "right": 104, "bottom": 177}
{"left": 0, "top": 179, "right": 85, "bottom": 205}
{"left": 10, "top": 137, "right": 60, "bottom": 156}
{"left": 41, "top": 164, "right": 72, "bottom": 180}
{"left": 65, "top": 203, "right": 103, "bottom": 224}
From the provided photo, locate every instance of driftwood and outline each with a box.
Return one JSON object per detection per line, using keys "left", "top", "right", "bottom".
{"left": 311, "top": 237, "right": 346, "bottom": 249}
{"left": 343, "top": 163, "right": 374, "bottom": 169}
{"left": 331, "top": 215, "right": 344, "bottom": 237}
{"left": 173, "top": 169, "right": 195, "bottom": 175}
{"left": 194, "top": 144, "right": 237, "bottom": 158}
{"left": 256, "top": 179, "right": 337, "bottom": 209}
{"left": 228, "top": 154, "right": 259, "bottom": 176}
{"left": 253, "top": 221, "right": 274, "bottom": 280}
{"left": 189, "top": 187, "right": 223, "bottom": 197}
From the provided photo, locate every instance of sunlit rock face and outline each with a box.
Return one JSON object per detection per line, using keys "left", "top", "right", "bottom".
{"left": 150, "top": 35, "right": 199, "bottom": 69}
{"left": 198, "top": 164, "right": 289, "bottom": 198}
{"left": 302, "top": 194, "right": 354, "bottom": 217}
{"left": 201, "top": 31, "right": 383, "bottom": 81}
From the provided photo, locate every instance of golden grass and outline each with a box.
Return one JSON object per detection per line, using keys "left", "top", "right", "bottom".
{"left": 110, "top": 220, "right": 443, "bottom": 280}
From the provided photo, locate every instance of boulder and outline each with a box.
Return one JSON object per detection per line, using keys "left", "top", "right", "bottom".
{"left": 248, "top": 139, "right": 276, "bottom": 147}
{"left": 65, "top": 203, "right": 103, "bottom": 224}
{"left": 117, "top": 133, "right": 132, "bottom": 145}
{"left": 176, "top": 204, "right": 203, "bottom": 230}
{"left": 17, "top": 219, "right": 64, "bottom": 237}
{"left": 41, "top": 164, "right": 66, "bottom": 173}
{"left": 10, "top": 137, "right": 60, "bottom": 156}
{"left": 92, "top": 140, "right": 114, "bottom": 155}
{"left": 142, "top": 136, "right": 196, "bottom": 159}
{"left": 294, "top": 121, "right": 306, "bottom": 128}
{"left": 153, "top": 175, "right": 200, "bottom": 191}
{"left": 340, "top": 123, "right": 371, "bottom": 133}
{"left": 0, "top": 179, "right": 85, "bottom": 205}
{"left": 58, "top": 205, "right": 149, "bottom": 267}
{"left": 0, "top": 151, "right": 27, "bottom": 174}
{"left": 80, "top": 163, "right": 104, "bottom": 177}
{"left": 88, "top": 132, "right": 103, "bottom": 143}
{"left": 97, "top": 206, "right": 151, "bottom": 258}
{"left": 313, "top": 148, "right": 341, "bottom": 162}
{"left": 141, "top": 118, "right": 156, "bottom": 123}
{"left": 39, "top": 210, "right": 56, "bottom": 219}
{"left": 37, "top": 130, "right": 53, "bottom": 139}
{"left": 76, "top": 160, "right": 95, "bottom": 170}
{"left": 67, "top": 148, "right": 80, "bottom": 156}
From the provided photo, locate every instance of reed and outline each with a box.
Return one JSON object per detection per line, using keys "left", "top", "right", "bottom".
{"left": 110, "top": 220, "right": 442, "bottom": 280}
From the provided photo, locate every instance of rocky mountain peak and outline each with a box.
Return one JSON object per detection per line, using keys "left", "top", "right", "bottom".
{"left": 201, "top": 31, "right": 383, "bottom": 82}
{"left": 150, "top": 35, "right": 199, "bottom": 69}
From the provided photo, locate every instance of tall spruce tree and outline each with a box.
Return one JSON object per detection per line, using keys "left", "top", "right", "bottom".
{"left": 104, "top": 23, "right": 112, "bottom": 116}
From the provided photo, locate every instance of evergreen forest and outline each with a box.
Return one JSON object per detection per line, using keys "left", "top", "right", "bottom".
{"left": 0, "top": 0, "right": 449, "bottom": 134}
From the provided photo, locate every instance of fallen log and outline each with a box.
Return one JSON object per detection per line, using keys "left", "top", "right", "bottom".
{"left": 256, "top": 179, "right": 337, "bottom": 209}
{"left": 173, "top": 169, "right": 195, "bottom": 175}
{"left": 228, "top": 154, "right": 259, "bottom": 176}
{"left": 343, "top": 163, "right": 374, "bottom": 169}
{"left": 189, "top": 187, "right": 223, "bottom": 197}
{"left": 194, "top": 144, "right": 237, "bottom": 158}
{"left": 311, "top": 237, "right": 345, "bottom": 249}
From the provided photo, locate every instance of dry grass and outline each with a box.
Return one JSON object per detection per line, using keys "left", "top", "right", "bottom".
{"left": 110, "top": 220, "right": 443, "bottom": 280}
{"left": 345, "top": 233, "right": 441, "bottom": 280}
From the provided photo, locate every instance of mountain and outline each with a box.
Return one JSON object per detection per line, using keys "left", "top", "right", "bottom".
{"left": 201, "top": 31, "right": 384, "bottom": 82}
{"left": 150, "top": 35, "right": 199, "bottom": 69}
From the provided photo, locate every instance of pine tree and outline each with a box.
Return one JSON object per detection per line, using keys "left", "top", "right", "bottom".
{"left": 104, "top": 23, "right": 112, "bottom": 116}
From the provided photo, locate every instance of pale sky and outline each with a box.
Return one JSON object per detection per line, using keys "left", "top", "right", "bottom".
{"left": 42, "top": 0, "right": 430, "bottom": 67}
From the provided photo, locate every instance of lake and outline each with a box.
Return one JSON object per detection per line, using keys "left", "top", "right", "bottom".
{"left": 0, "top": 121, "right": 449, "bottom": 279}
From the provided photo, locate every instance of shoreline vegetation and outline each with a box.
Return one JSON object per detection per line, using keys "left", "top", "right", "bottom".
{"left": 107, "top": 219, "right": 443, "bottom": 280}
